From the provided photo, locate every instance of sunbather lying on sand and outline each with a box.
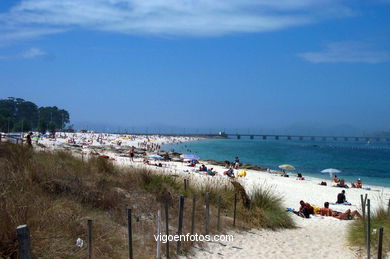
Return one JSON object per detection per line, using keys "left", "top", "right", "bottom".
{"left": 316, "top": 202, "right": 361, "bottom": 220}
{"left": 332, "top": 209, "right": 361, "bottom": 220}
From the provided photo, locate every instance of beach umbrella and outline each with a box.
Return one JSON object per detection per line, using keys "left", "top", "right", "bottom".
{"left": 148, "top": 154, "right": 163, "bottom": 159}
{"left": 180, "top": 154, "right": 200, "bottom": 160}
{"left": 278, "top": 164, "right": 296, "bottom": 171}
{"left": 321, "top": 168, "right": 341, "bottom": 177}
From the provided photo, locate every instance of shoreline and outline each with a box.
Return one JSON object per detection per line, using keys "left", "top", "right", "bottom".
{"left": 162, "top": 138, "right": 390, "bottom": 189}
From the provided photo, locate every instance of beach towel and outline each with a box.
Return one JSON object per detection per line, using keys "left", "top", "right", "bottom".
{"left": 330, "top": 202, "right": 352, "bottom": 206}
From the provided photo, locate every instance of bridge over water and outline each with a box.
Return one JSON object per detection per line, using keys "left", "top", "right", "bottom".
{"left": 222, "top": 133, "right": 390, "bottom": 142}
{"left": 116, "top": 132, "right": 390, "bottom": 142}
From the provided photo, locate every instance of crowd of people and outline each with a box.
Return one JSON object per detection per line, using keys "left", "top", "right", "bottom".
{"left": 332, "top": 175, "right": 363, "bottom": 189}
{"left": 293, "top": 190, "right": 360, "bottom": 220}
{"left": 137, "top": 141, "right": 161, "bottom": 152}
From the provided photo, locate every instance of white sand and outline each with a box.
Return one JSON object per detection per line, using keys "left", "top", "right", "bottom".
{"left": 34, "top": 132, "right": 390, "bottom": 258}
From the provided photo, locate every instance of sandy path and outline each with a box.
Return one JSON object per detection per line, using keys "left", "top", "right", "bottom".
{"left": 186, "top": 217, "right": 360, "bottom": 259}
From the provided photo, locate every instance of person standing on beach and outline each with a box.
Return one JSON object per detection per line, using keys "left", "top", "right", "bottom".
{"left": 336, "top": 190, "right": 346, "bottom": 204}
{"left": 233, "top": 156, "right": 240, "bottom": 169}
{"left": 26, "top": 132, "right": 33, "bottom": 148}
{"left": 128, "top": 146, "right": 135, "bottom": 162}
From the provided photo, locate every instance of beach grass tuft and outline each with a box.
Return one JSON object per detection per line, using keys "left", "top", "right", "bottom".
{"left": 348, "top": 206, "right": 390, "bottom": 257}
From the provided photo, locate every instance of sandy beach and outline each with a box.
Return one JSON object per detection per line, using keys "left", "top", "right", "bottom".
{"left": 33, "top": 132, "right": 390, "bottom": 258}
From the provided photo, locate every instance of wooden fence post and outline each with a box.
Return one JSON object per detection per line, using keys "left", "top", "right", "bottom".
{"left": 176, "top": 195, "right": 184, "bottom": 254}
{"left": 387, "top": 199, "right": 390, "bottom": 215}
{"left": 217, "top": 196, "right": 221, "bottom": 231}
{"left": 367, "top": 199, "right": 371, "bottom": 259}
{"left": 191, "top": 196, "right": 196, "bottom": 235}
{"left": 377, "top": 227, "right": 383, "bottom": 259}
{"left": 205, "top": 193, "right": 210, "bottom": 235}
{"left": 157, "top": 210, "right": 161, "bottom": 259}
{"left": 233, "top": 192, "right": 237, "bottom": 227}
{"left": 88, "top": 219, "right": 93, "bottom": 259}
{"left": 16, "top": 225, "right": 32, "bottom": 259}
{"left": 127, "top": 209, "right": 133, "bottom": 259}
{"left": 165, "top": 200, "right": 170, "bottom": 259}
{"left": 361, "top": 195, "right": 367, "bottom": 243}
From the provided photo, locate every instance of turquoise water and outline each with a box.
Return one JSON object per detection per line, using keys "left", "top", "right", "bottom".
{"left": 163, "top": 138, "right": 390, "bottom": 187}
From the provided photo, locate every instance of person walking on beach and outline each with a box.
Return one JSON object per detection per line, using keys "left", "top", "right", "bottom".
{"left": 128, "top": 146, "right": 135, "bottom": 162}
{"left": 336, "top": 190, "right": 346, "bottom": 204}
{"left": 26, "top": 132, "right": 33, "bottom": 148}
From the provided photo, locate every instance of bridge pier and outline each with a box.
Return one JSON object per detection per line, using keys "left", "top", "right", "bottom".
{"left": 355, "top": 137, "right": 359, "bottom": 141}
{"left": 287, "top": 136, "right": 291, "bottom": 140}
{"left": 275, "top": 136, "right": 279, "bottom": 140}
{"left": 237, "top": 135, "right": 241, "bottom": 139}
{"left": 250, "top": 135, "right": 254, "bottom": 139}
{"left": 299, "top": 136, "right": 303, "bottom": 141}
{"left": 262, "top": 135, "right": 267, "bottom": 140}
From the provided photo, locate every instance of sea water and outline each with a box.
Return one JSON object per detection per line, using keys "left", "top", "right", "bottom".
{"left": 163, "top": 137, "right": 390, "bottom": 187}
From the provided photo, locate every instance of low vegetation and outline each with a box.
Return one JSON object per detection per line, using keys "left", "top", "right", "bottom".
{"left": 0, "top": 143, "right": 294, "bottom": 258}
{"left": 348, "top": 207, "right": 390, "bottom": 257}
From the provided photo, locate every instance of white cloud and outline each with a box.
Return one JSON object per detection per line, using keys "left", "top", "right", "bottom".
{"left": 0, "top": 0, "right": 357, "bottom": 43}
{"left": 298, "top": 41, "right": 390, "bottom": 64}
{"left": 20, "top": 47, "right": 47, "bottom": 59}
{"left": 0, "top": 47, "right": 47, "bottom": 59}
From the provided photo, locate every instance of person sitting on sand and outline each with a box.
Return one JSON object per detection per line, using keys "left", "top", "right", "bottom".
{"left": 299, "top": 200, "right": 314, "bottom": 218}
{"left": 224, "top": 160, "right": 230, "bottom": 168}
{"left": 351, "top": 178, "right": 363, "bottom": 188}
{"left": 318, "top": 202, "right": 333, "bottom": 216}
{"left": 223, "top": 167, "right": 235, "bottom": 178}
{"left": 336, "top": 190, "right": 347, "bottom": 204}
{"left": 337, "top": 179, "right": 348, "bottom": 188}
{"left": 199, "top": 164, "right": 207, "bottom": 171}
{"left": 206, "top": 168, "right": 216, "bottom": 176}
{"left": 356, "top": 178, "right": 362, "bottom": 188}
{"left": 333, "top": 175, "right": 340, "bottom": 183}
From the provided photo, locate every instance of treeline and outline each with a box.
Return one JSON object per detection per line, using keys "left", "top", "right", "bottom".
{"left": 0, "top": 97, "right": 71, "bottom": 133}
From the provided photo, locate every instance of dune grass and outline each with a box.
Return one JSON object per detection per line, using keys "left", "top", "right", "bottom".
{"left": 0, "top": 143, "right": 294, "bottom": 258}
{"left": 348, "top": 207, "right": 390, "bottom": 257}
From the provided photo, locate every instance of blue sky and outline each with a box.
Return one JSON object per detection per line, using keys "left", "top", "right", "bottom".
{"left": 0, "top": 0, "right": 389, "bottom": 134}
